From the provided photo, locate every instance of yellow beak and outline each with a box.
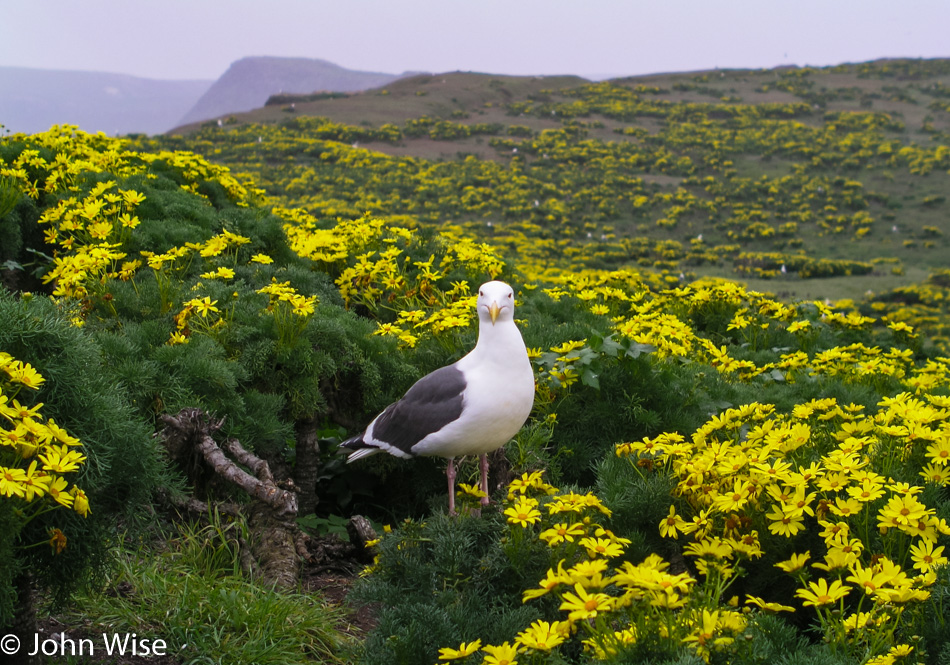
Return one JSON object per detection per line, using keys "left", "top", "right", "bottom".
{"left": 489, "top": 301, "right": 500, "bottom": 325}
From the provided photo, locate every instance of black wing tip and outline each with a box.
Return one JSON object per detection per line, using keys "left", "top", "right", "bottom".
{"left": 340, "top": 433, "right": 366, "bottom": 450}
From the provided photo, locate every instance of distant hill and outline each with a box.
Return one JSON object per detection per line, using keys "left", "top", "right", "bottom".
{"left": 0, "top": 66, "right": 211, "bottom": 136}
{"left": 170, "top": 71, "right": 591, "bottom": 139}
{"left": 177, "top": 56, "right": 410, "bottom": 126}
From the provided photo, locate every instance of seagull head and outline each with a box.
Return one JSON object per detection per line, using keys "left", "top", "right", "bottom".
{"left": 477, "top": 281, "right": 515, "bottom": 326}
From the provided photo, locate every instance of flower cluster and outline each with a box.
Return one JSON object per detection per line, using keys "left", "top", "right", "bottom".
{"left": 1, "top": 351, "right": 90, "bottom": 555}
{"left": 617, "top": 392, "right": 950, "bottom": 661}
{"left": 257, "top": 278, "right": 318, "bottom": 349}
{"left": 437, "top": 471, "right": 754, "bottom": 663}
{"left": 280, "top": 210, "right": 505, "bottom": 347}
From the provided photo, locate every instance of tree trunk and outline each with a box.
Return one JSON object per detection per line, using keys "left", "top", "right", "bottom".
{"left": 3, "top": 572, "right": 38, "bottom": 665}
{"left": 159, "top": 408, "right": 302, "bottom": 588}
{"left": 247, "top": 504, "right": 299, "bottom": 589}
{"left": 293, "top": 417, "right": 320, "bottom": 516}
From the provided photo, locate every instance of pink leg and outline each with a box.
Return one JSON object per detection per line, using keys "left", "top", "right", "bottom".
{"left": 446, "top": 457, "right": 457, "bottom": 516}
{"left": 479, "top": 454, "right": 490, "bottom": 506}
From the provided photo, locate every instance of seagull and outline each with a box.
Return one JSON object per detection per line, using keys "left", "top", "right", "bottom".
{"left": 341, "top": 281, "right": 535, "bottom": 515}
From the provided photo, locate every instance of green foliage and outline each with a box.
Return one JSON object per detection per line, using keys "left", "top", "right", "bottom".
{"left": 351, "top": 513, "right": 545, "bottom": 665}
{"left": 0, "top": 291, "right": 166, "bottom": 617}
{"left": 0, "top": 175, "right": 20, "bottom": 219}
{"left": 67, "top": 526, "right": 349, "bottom": 665}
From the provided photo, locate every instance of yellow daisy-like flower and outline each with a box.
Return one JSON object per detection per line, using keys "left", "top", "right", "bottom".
{"left": 795, "top": 578, "right": 850, "bottom": 607}
{"left": 775, "top": 551, "right": 810, "bottom": 573}
{"left": 515, "top": 620, "right": 567, "bottom": 652}
{"left": 659, "top": 505, "right": 688, "bottom": 539}
{"left": 559, "top": 583, "right": 614, "bottom": 621}
{"left": 72, "top": 487, "right": 91, "bottom": 517}
{"left": 504, "top": 497, "right": 541, "bottom": 527}
{"left": 38, "top": 445, "right": 86, "bottom": 473}
{"left": 438, "top": 640, "right": 482, "bottom": 660}
{"left": 745, "top": 595, "right": 795, "bottom": 613}
{"left": 539, "top": 522, "right": 585, "bottom": 546}
{"left": 250, "top": 253, "right": 274, "bottom": 264}
{"left": 481, "top": 642, "right": 518, "bottom": 665}
{"left": 0, "top": 466, "right": 27, "bottom": 498}
{"left": 550, "top": 339, "right": 587, "bottom": 354}
{"left": 522, "top": 561, "right": 571, "bottom": 602}
{"left": 456, "top": 483, "right": 487, "bottom": 500}
{"left": 188, "top": 296, "right": 219, "bottom": 318}
{"left": 909, "top": 539, "right": 947, "bottom": 573}
{"left": 579, "top": 536, "right": 624, "bottom": 558}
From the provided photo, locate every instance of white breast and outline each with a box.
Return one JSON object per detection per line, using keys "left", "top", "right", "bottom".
{"left": 410, "top": 324, "right": 535, "bottom": 458}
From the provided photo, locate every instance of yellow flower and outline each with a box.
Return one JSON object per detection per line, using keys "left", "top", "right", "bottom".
{"left": 5, "top": 361, "right": 45, "bottom": 389}
{"left": 522, "top": 561, "right": 570, "bottom": 602}
{"left": 47, "top": 476, "right": 74, "bottom": 508}
{"left": 72, "top": 487, "right": 91, "bottom": 516}
{"left": 683, "top": 537, "right": 732, "bottom": 560}
{"left": 251, "top": 253, "right": 274, "bottom": 264}
{"left": 578, "top": 536, "right": 624, "bottom": 558}
{"left": 481, "top": 642, "right": 518, "bottom": 665}
{"left": 567, "top": 559, "right": 610, "bottom": 587}
{"left": 19, "top": 460, "right": 50, "bottom": 501}
{"left": 504, "top": 497, "right": 541, "bottom": 527}
{"left": 539, "top": 522, "right": 585, "bottom": 546}
{"left": 766, "top": 505, "right": 805, "bottom": 537}
{"left": 795, "top": 578, "right": 850, "bottom": 607}
{"left": 189, "top": 296, "right": 219, "bottom": 318}
{"left": 775, "top": 551, "right": 810, "bottom": 573}
{"left": 515, "top": 620, "right": 567, "bottom": 651}
{"left": 120, "top": 189, "right": 146, "bottom": 206}
{"left": 925, "top": 439, "right": 950, "bottom": 465}
{"left": 920, "top": 463, "right": 950, "bottom": 485}
{"left": 909, "top": 539, "right": 947, "bottom": 573}
{"left": 658, "top": 505, "right": 688, "bottom": 539}
{"left": 787, "top": 320, "right": 811, "bottom": 333}
{"left": 38, "top": 445, "right": 86, "bottom": 473}
{"left": 745, "top": 595, "right": 795, "bottom": 613}
{"left": 559, "top": 582, "right": 613, "bottom": 621}
{"left": 829, "top": 496, "right": 863, "bottom": 518}
{"left": 681, "top": 609, "right": 723, "bottom": 650}
{"left": 456, "top": 483, "right": 487, "bottom": 500}
{"left": 118, "top": 213, "right": 140, "bottom": 229}
{"left": 0, "top": 466, "right": 27, "bottom": 498}
{"left": 845, "top": 562, "right": 893, "bottom": 595}
{"left": 550, "top": 339, "right": 587, "bottom": 354}
{"left": 712, "top": 479, "right": 753, "bottom": 512}
{"left": 846, "top": 478, "right": 886, "bottom": 502}
{"left": 438, "top": 640, "right": 482, "bottom": 660}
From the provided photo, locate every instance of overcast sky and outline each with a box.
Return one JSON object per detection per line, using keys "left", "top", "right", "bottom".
{"left": 2, "top": 0, "right": 948, "bottom": 81}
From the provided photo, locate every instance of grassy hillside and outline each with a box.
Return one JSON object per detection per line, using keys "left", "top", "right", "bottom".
{"left": 159, "top": 59, "right": 950, "bottom": 305}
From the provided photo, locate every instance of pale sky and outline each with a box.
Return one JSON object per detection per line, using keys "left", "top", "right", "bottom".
{"left": 2, "top": 0, "right": 948, "bottom": 81}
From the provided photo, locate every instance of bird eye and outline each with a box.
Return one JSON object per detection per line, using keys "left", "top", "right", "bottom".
{"left": 508, "top": 293, "right": 513, "bottom": 299}
{"left": 479, "top": 290, "right": 484, "bottom": 296}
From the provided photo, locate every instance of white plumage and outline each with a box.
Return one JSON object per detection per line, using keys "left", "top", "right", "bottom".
{"left": 342, "top": 281, "right": 535, "bottom": 514}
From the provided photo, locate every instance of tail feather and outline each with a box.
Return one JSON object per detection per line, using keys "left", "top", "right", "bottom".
{"left": 345, "top": 446, "right": 383, "bottom": 463}
{"left": 340, "top": 433, "right": 382, "bottom": 463}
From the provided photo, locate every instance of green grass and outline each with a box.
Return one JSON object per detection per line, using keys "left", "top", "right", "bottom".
{"left": 60, "top": 522, "right": 351, "bottom": 665}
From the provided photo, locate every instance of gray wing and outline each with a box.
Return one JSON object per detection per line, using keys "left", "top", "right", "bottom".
{"left": 367, "top": 364, "right": 467, "bottom": 456}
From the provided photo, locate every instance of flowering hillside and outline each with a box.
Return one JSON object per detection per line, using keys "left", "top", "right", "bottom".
{"left": 0, "top": 57, "right": 949, "bottom": 665}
